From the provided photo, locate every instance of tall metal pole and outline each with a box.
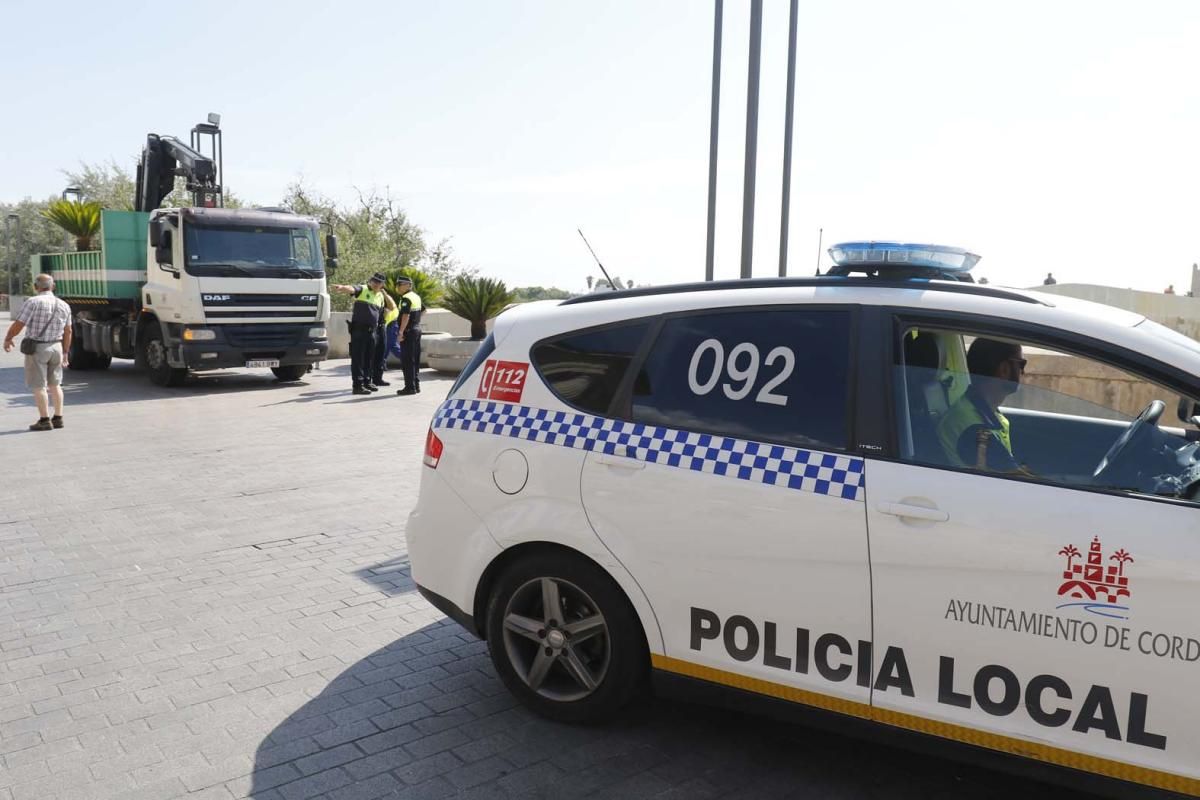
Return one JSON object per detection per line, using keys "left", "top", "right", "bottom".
{"left": 704, "top": 0, "right": 723, "bottom": 282}
{"left": 815, "top": 227, "right": 824, "bottom": 276}
{"left": 739, "top": 0, "right": 763, "bottom": 279}
{"left": 778, "top": 0, "right": 799, "bottom": 277}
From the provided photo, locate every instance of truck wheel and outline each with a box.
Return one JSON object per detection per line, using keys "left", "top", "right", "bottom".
{"left": 92, "top": 355, "right": 112, "bottom": 370}
{"left": 484, "top": 552, "right": 648, "bottom": 723}
{"left": 271, "top": 365, "right": 309, "bottom": 382}
{"left": 140, "top": 327, "right": 187, "bottom": 387}
{"left": 68, "top": 335, "right": 96, "bottom": 370}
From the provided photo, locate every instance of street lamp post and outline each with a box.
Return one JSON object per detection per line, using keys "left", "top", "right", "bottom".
{"left": 4, "top": 213, "right": 20, "bottom": 302}
{"left": 61, "top": 186, "right": 82, "bottom": 253}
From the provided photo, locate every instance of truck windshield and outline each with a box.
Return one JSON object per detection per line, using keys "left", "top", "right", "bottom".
{"left": 184, "top": 224, "right": 323, "bottom": 277}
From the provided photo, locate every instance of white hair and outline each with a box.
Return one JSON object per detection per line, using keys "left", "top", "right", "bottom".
{"left": 34, "top": 274, "right": 55, "bottom": 292}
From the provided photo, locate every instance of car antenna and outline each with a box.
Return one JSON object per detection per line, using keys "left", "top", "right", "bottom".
{"left": 577, "top": 228, "right": 618, "bottom": 291}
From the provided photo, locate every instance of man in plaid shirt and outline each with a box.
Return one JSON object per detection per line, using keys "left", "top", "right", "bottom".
{"left": 3, "top": 274, "right": 73, "bottom": 431}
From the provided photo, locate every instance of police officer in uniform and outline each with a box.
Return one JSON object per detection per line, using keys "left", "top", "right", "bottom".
{"left": 331, "top": 273, "right": 389, "bottom": 395}
{"left": 373, "top": 292, "right": 401, "bottom": 388}
{"left": 937, "top": 337, "right": 1029, "bottom": 472}
{"left": 394, "top": 275, "right": 424, "bottom": 395}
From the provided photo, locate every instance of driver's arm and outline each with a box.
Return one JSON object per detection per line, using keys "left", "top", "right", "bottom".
{"left": 958, "top": 426, "right": 1027, "bottom": 474}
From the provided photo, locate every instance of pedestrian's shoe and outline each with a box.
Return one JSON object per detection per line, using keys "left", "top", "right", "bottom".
{"left": 364, "top": 384, "right": 379, "bottom": 392}
{"left": 51, "top": 416, "right": 63, "bottom": 429}
{"left": 352, "top": 386, "right": 370, "bottom": 395}
{"left": 374, "top": 379, "right": 391, "bottom": 387}
{"left": 396, "top": 387, "right": 418, "bottom": 396}
{"left": 29, "top": 418, "right": 52, "bottom": 431}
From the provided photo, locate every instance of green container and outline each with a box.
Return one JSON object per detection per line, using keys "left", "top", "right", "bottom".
{"left": 31, "top": 210, "right": 147, "bottom": 302}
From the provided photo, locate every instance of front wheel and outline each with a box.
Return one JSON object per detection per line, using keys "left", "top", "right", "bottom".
{"left": 485, "top": 552, "right": 648, "bottom": 723}
{"left": 271, "top": 364, "right": 309, "bottom": 382}
{"left": 139, "top": 327, "right": 187, "bottom": 387}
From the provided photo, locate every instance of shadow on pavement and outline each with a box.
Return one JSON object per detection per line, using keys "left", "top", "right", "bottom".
{"left": 354, "top": 556, "right": 414, "bottom": 597}
{"left": 248, "top": 621, "right": 1094, "bottom": 800}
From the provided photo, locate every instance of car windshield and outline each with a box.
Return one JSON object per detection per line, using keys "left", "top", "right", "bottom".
{"left": 184, "top": 224, "right": 322, "bottom": 275}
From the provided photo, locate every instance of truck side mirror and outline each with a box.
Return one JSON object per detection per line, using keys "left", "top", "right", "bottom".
{"left": 149, "top": 218, "right": 162, "bottom": 247}
{"left": 156, "top": 228, "right": 174, "bottom": 268}
{"left": 325, "top": 233, "right": 339, "bottom": 271}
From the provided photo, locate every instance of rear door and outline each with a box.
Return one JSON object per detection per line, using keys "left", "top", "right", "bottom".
{"left": 867, "top": 314, "right": 1200, "bottom": 795}
{"left": 579, "top": 306, "right": 876, "bottom": 709}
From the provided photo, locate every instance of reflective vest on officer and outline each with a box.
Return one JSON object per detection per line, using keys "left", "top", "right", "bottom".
{"left": 384, "top": 303, "right": 400, "bottom": 326}
{"left": 936, "top": 389, "right": 1012, "bottom": 467}
{"left": 401, "top": 290, "right": 423, "bottom": 326}
{"left": 351, "top": 285, "right": 385, "bottom": 328}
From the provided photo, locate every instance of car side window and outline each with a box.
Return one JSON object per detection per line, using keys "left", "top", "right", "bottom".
{"left": 531, "top": 322, "right": 650, "bottom": 416}
{"left": 631, "top": 308, "right": 852, "bottom": 451}
{"left": 895, "top": 325, "right": 1200, "bottom": 506}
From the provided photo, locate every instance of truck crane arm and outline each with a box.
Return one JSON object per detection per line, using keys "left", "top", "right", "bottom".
{"left": 134, "top": 132, "right": 221, "bottom": 212}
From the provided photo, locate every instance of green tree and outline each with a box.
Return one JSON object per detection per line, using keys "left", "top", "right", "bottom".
{"left": 1, "top": 197, "right": 71, "bottom": 294}
{"left": 283, "top": 180, "right": 471, "bottom": 311}
{"left": 510, "top": 286, "right": 572, "bottom": 302}
{"left": 442, "top": 276, "right": 513, "bottom": 340}
{"left": 63, "top": 160, "right": 245, "bottom": 210}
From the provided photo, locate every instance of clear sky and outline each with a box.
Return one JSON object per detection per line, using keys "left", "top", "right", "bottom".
{"left": 2, "top": 0, "right": 1199, "bottom": 293}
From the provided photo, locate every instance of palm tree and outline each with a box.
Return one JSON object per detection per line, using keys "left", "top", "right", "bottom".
{"left": 42, "top": 199, "right": 102, "bottom": 251}
{"left": 1110, "top": 548, "right": 1134, "bottom": 577}
{"left": 1059, "top": 544, "right": 1081, "bottom": 571}
{"left": 442, "top": 276, "right": 513, "bottom": 340}
{"left": 586, "top": 275, "right": 594, "bottom": 290}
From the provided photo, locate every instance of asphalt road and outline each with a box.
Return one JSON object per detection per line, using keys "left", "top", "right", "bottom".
{"left": 0, "top": 311, "right": 1099, "bottom": 799}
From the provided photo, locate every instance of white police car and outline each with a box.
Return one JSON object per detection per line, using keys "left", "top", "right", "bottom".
{"left": 407, "top": 243, "right": 1200, "bottom": 798}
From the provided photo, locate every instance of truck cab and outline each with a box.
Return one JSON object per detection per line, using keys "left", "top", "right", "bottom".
{"left": 141, "top": 206, "right": 331, "bottom": 383}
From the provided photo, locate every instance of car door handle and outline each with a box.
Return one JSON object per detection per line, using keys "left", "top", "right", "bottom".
{"left": 875, "top": 502, "right": 949, "bottom": 523}
{"left": 596, "top": 447, "right": 645, "bottom": 470}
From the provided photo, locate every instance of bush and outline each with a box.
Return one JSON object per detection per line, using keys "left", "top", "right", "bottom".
{"left": 382, "top": 267, "right": 443, "bottom": 310}
{"left": 442, "top": 276, "right": 513, "bottom": 340}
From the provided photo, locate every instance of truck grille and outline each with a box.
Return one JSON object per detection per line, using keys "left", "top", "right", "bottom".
{"left": 221, "top": 324, "right": 307, "bottom": 349}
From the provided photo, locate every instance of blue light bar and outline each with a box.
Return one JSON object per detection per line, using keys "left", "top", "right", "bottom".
{"left": 828, "top": 241, "right": 981, "bottom": 273}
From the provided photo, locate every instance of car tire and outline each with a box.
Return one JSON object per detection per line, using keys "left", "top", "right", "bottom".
{"left": 485, "top": 552, "right": 648, "bottom": 723}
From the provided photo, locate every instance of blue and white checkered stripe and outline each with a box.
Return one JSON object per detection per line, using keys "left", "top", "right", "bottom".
{"left": 433, "top": 399, "right": 864, "bottom": 502}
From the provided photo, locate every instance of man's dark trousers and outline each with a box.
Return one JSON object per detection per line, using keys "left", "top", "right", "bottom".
{"left": 400, "top": 327, "right": 422, "bottom": 390}
{"left": 371, "top": 324, "right": 388, "bottom": 385}
{"left": 349, "top": 324, "right": 376, "bottom": 387}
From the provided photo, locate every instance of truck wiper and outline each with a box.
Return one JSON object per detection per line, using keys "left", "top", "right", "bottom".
{"left": 197, "top": 263, "right": 256, "bottom": 277}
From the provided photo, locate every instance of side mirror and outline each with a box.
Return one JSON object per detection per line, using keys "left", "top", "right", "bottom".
{"left": 156, "top": 228, "right": 174, "bottom": 268}
{"left": 325, "top": 233, "right": 339, "bottom": 272}
{"left": 149, "top": 218, "right": 162, "bottom": 247}
{"left": 1178, "top": 397, "right": 1200, "bottom": 424}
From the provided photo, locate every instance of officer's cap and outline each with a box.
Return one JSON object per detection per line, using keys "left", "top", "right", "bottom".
{"left": 396, "top": 274, "right": 413, "bottom": 285}
{"left": 368, "top": 272, "right": 387, "bottom": 284}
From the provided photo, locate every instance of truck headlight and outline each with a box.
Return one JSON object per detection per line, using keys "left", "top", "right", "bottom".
{"left": 183, "top": 328, "right": 216, "bottom": 341}
{"left": 308, "top": 327, "right": 327, "bottom": 339}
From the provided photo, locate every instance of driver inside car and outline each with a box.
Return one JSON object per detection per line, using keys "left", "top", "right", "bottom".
{"left": 937, "top": 338, "right": 1033, "bottom": 474}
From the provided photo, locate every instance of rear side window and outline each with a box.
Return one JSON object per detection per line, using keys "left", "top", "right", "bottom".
{"left": 631, "top": 309, "right": 852, "bottom": 451}
{"left": 532, "top": 322, "right": 650, "bottom": 415}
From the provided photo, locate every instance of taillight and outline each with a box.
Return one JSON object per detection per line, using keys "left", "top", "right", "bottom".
{"left": 424, "top": 426, "right": 444, "bottom": 469}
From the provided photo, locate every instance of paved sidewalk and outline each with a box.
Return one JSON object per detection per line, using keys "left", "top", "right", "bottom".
{"left": 0, "top": 323, "right": 1091, "bottom": 799}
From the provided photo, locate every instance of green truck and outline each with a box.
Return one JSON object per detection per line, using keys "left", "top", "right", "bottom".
{"left": 32, "top": 116, "right": 337, "bottom": 386}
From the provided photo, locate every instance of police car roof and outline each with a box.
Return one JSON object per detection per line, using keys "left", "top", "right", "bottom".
{"left": 561, "top": 276, "right": 1044, "bottom": 307}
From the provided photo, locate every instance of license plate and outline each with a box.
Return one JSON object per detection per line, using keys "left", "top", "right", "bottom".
{"left": 246, "top": 360, "right": 280, "bottom": 368}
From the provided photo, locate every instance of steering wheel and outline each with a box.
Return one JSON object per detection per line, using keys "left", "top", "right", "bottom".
{"left": 1093, "top": 400, "right": 1164, "bottom": 480}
